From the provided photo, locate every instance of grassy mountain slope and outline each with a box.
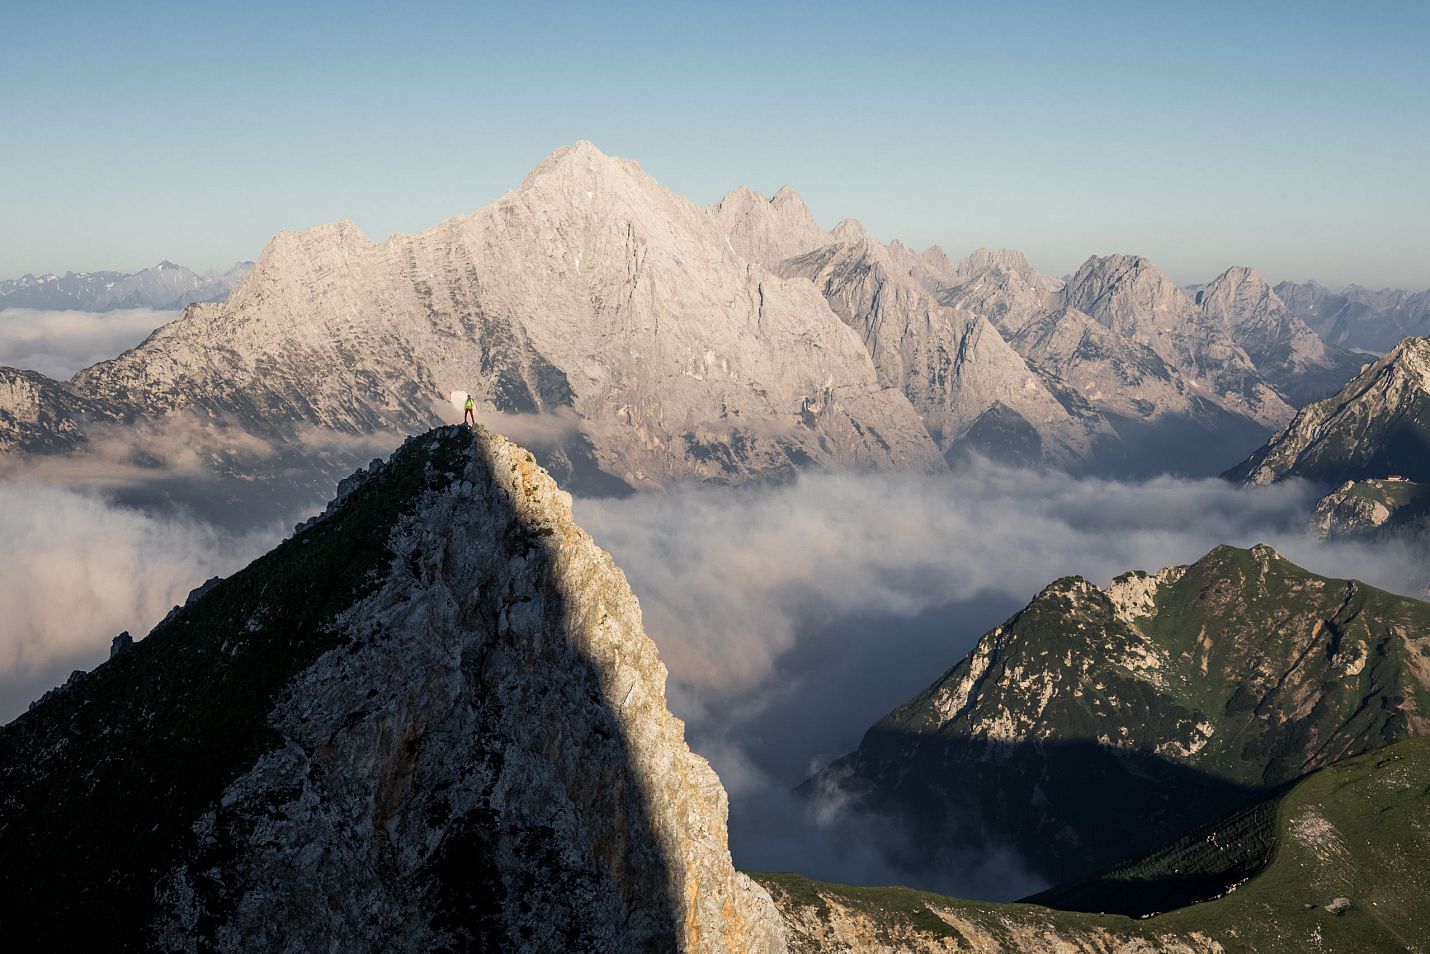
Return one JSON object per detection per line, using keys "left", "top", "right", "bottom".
{"left": 805, "top": 544, "right": 1430, "bottom": 883}
{"left": 760, "top": 737, "right": 1430, "bottom": 953}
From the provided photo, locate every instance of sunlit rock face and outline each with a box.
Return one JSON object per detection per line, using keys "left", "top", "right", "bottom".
{"left": 0, "top": 424, "right": 786, "bottom": 953}
{"left": 1228, "top": 336, "right": 1430, "bottom": 485}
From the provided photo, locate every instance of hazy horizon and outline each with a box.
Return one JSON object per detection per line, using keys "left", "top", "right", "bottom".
{"left": 3, "top": 1, "right": 1428, "bottom": 289}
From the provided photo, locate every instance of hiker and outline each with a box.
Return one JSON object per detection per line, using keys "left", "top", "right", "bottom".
{"left": 463, "top": 394, "right": 476, "bottom": 425}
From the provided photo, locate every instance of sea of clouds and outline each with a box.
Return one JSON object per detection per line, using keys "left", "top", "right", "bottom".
{"left": 2, "top": 381, "right": 1426, "bottom": 898}
{"left": 0, "top": 307, "right": 176, "bottom": 379}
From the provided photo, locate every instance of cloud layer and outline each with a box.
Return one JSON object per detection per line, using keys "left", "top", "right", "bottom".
{"left": 575, "top": 462, "right": 1429, "bottom": 896}
{"left": 0, "top": 480, "right": 284, "bottom": 721}
{"left": 0, "top": 307, "right": 177, "bottom": 379}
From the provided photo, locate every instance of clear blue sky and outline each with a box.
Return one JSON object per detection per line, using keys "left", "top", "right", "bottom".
{"left": 3, "top": 0, "right": 1428, "bottom": 287}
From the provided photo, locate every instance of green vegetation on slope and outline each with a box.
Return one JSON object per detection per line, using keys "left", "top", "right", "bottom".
{"left": 759, "top": 737, "right": 1430, "bottom": 953}
{"left": 809, "top": 544, "right": 1430, "bottom": 883}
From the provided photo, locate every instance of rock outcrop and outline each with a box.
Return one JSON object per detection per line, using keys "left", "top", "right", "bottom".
{"left": 1227, "top": 336, "right": 1430, "bottom": 485}
{"left": 804, "top": 544, "right": 1430, "bottom": 884}
{"left": 1312, "top": 476, "right": 1430, "bottom": 539}
{"left": 0, "top": 365, "right": 114, "bottom": 454}
{"left": 0, "top": 424, "right": 786, "bottom": 953}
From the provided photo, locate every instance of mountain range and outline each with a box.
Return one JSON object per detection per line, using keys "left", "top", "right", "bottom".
{"left": 0, "top": 260, "right": 252, "bottom": 312}
{"left": 1276, "top": 279, "right": 1430, "bottom": 354}
{"left": 0, "top": 142, "right": 1387, "bottom": 500}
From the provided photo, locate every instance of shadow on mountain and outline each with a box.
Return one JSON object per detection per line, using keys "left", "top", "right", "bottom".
{"left": 1024, "top": 781, "right": 1290, "bottom": 916}
{"left": 1086, "top": 406, "right": 1273, "bottom": 478}
{"left": 0, "top": 427, "right": 678, "bottom": 951}
{"left": 812, "top": 727, "right": 1266, "bottom": 890}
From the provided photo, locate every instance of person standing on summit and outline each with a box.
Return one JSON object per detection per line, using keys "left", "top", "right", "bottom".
{"left": 463, "top": 394, "right": 476, "bottom": 426}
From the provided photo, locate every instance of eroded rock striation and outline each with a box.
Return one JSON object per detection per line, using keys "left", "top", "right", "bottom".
{"left": 0, "top": 424, "right": 786, "bottom": 953}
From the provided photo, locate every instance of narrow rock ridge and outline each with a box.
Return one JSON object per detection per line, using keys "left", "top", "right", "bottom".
{"left": 0, "top": 424, "right": 787, "bottom": 952}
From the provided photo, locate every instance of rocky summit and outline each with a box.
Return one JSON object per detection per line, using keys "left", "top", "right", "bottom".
{"left": 1192, "top": 265, "right": 1365, "bottom": 406}
{"left": 805, "top": 544, "right": 1430, "bottom": 884}
{"left": 0, "top": 425, "right": 785, "bottom": 953}
{"left": 1227, "top": 336, "right": 1430, "bottom": 485}
{"left": 53, "top": 142, "right": 941, "bottom": 493}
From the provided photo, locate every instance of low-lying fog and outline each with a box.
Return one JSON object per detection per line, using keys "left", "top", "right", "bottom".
{"left": 0, "top": 308, "right": 177, "bottom": 379}
{"left": 2, "top": 436, "right": 1424, "bottom": 899}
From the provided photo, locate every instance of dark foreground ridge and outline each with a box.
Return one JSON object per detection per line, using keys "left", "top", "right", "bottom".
{"left": 0, "top": 424, "right": 782, "bottom": 953}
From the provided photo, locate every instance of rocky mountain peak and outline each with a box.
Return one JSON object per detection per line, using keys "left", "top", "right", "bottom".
{"left": 0, "top": 424, "right": 787, "bottom": 951}
{"left": 831, "top": 218, "right": 867, "bottom": 242}
{"left": 1228, "top": 335, "right": 1430, "bottom": 484}
{"left": 712, "top": 182, "right": 830, "bottom": 267}
{"left": 810, "top": 543, "right": 1430, "bottom": 884}
{"left": 1058, "top": 253, "right": 1183, "bottom": 319}
{"left": 770, "top": 184, "right": 808, "bottom": 210}
{"left": 953, "top": 247, "right": 1045, "bottom": 283}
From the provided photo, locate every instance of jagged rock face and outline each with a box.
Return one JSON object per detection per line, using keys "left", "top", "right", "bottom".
{"left": 884, "top": 240, "right": 958, "bottom": 295}
{"left": 1312, "top": 477, "right": 1430, "bottom": 540}
{"left": 1194, "top": 266, "right": 1363, "bottom": 404}
{"left": 1227, "top": 336, "right": 1430, "bottom": 485}
{"left": 0, "top": 366, "right": 114, "bottom": 453}
{"left": 807, "top": 544, "right": 1430, "bottom": 883}
{"left": 777, "top": 239, "right": 1113, "bottom": 464}
{"left": 710, "top": 185, "right": 832, "bottom": 269}
{"left": 937, "top": 251, "right": 1293, "bottom": 472}
{"left": 0, "top": 425, "right": 786, "bottom": 953}
{"left": 0, "top": 260, "right": 251, "bottom": 311}
{"left": 1054, "top": 255, "right": 1292, "bottom": 427}
{"left": 938, "top": 248, "right": 1062, "bottom": 337}
{"left": 71, "top": 142, "right": 939, "bottom": 490}
{"left": 1276, "top": 279, "right": 1430, "bottom": 354}
{"left": 1009, "top": 306, "right": 1206, "bottom": 423}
